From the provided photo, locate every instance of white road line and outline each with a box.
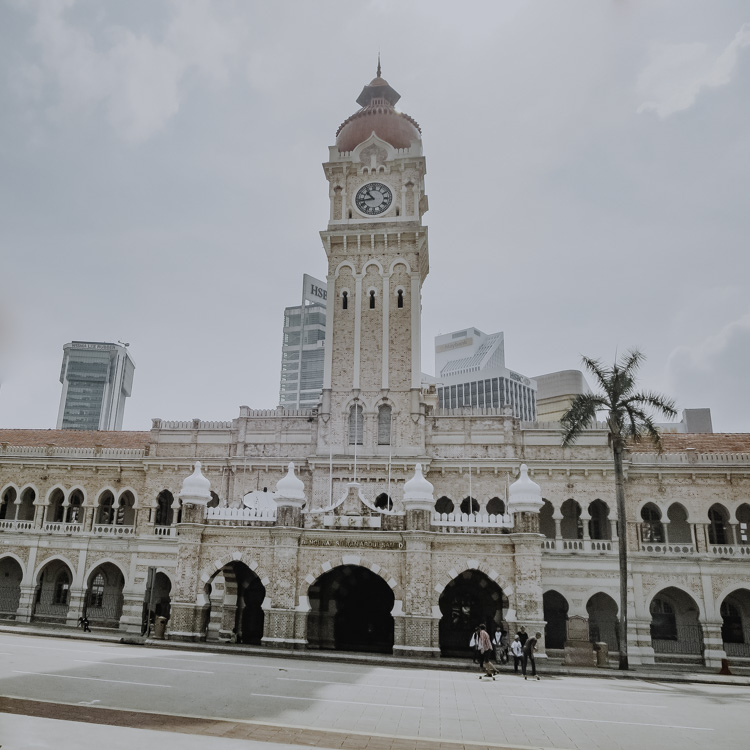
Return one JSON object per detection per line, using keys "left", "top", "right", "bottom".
{"left": 511, "top": 713, "right": 713, "bottom": 731}
{"left": 251, "top": 692, "right": 423, "bottom": 709}
{"left": 73, "top": 659, "right": 213, "bottom": 674}
{"left": 12, "top": 670, "right": 170, "bottom": 688}
{"left": 277, "top": 677, "right": 424, "bottom": 691}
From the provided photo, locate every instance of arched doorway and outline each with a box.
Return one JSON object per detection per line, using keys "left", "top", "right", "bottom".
{"left": 307, "top": 565, "right": 395, "bottom": 654}
{"left": 0, "top": 557, "right": 23, "bottom": 619}
{"left": 649, "top": 587, "right": 704, "bottom": 662}
{"left": 204, "top": 562, "right": 265, "bottom": 644}
{"left": 720, "top": 589, "right": 750, "bottom": 657}
{"left": 586, "top": 592, "right": 619, "bottom": 651}
{"left": 543, "top": 590, "right": 569, "bottom": 649}
{"left": 142, "top": 571, "right": 173, "bottom": 634}
{"left": 84, "top": 563, "right": 125, "bottom": 627}
{"left": 438, "top": 570, "right": 506, "bottom": 657}
{"left": 32, "top": 559, "right": 73, "bottom": 623}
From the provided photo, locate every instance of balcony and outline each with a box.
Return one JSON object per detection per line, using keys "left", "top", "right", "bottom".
{"left": 541, "top": 538, "right": 617, "bottom": 553}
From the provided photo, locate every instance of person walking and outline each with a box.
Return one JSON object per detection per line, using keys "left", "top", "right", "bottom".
{"left": 469, "top": 626, "right": 482, "bottom": 665}
{"left": 516, "top": 625, "right": 528, "bottom": 649}
{"left": 477, "top": 624, "right": 497, "bottom": 680}
{"left": 510, "top": 634, "right": 523, "bottom": 673}
{"left": 522, "top": 631, "right": 542, "bottom": 680}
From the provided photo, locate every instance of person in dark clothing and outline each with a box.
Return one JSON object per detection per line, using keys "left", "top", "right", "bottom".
{"left": 477, "top": 624, "right": 497, "bottom": 680}
{"left": 522, "top": 631, "right": 542, "bottom": 680}
{"left": 78, "top": 615, "right": 91, "bottom": 633}
{"left": 516, "top": 626, "right": 528, "bottom": 648}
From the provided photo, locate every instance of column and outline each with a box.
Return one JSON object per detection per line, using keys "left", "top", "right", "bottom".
{"left": 119, "top": 588, "right": 147, "bottom": 634}
{"left": 353, "top": 273, "right": 362, "bottom": 390}
{"left": 262, "top": 527, "right": 303, "bottom": 648}
{"left": 701, "top": 621, "right": 727, "bottom": 668}
{"left": 381, "top": 272, "right": 390, "bottom": 390}
{"left": 395, "top": 532, "right": 438, "bottom": 656}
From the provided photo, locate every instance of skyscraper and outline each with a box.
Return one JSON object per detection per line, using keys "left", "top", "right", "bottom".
{"left": 56, "top": 341, "right": 135, "bottom": 430}
{"left": 434, "top": 328, "right": 537, "bottom": 420}
{"left": 278, "top": 275, "right": 327, "bottom": 409}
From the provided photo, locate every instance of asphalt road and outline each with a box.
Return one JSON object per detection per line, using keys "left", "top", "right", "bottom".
{"left": 0, "top": 632, "right": 747, "bottom": 750}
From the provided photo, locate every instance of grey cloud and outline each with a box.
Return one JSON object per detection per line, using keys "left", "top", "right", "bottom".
{"left": 667, "top": 315, "right": 750, "bottom": 432}
{"left": 637, "top": 22, "right": 750, "bottom": 118}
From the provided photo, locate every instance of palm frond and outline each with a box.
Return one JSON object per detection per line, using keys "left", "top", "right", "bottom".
{"left": 622, "top": 391, "right": 678, "bottom": 421}
{"left": 561, "top": 393, "right": 608, "bottom": 446}
{"left": 580, "top": 356, "right": 611, "bottom": 393}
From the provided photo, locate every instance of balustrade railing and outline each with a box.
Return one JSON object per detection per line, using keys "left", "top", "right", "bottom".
{"left": 542, "top": 538, "right": 617, "bottom": 553}
{"left": 724, "top": 641, "right": 750, "bottom": 658}
{"left": 0, "top": 520, "right": 34, "bottom": 532}
{"left": 641, "top": 542, "right": 695, "bottom": 554}
{"left": 431, "top": 512, "right": 513, "bottom": 529}
{"left": 42, "top": 522, "right": 83, "bottom": 534}
{"left": 153, "top": 525, "right": 177, "bottom": 537}
{"left": 709, "top": 544, "right": 750, "bottom": 557}
{"left": 205, "top": 507, "right": 277, "bottom": 525}
{"left": 91, "top": 524, "right": 136, "bottom": 536}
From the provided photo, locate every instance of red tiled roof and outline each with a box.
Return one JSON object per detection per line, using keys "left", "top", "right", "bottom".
{"left": 629, "top": 433, "right": 750, "bottom": 453}
{"left": 0, "top": 429, "right": 150, "bottom": 449}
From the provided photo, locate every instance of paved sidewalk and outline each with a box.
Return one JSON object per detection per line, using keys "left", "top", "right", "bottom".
{"left": 0, "top": 696, "right": 536, "bottom": 750}
{"left": 1, "top": 621, "right": 748, "bottom": 687}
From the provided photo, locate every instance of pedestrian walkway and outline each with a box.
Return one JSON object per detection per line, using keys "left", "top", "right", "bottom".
{"left": 1, "top": 621, "right": 748, "bottom": 687}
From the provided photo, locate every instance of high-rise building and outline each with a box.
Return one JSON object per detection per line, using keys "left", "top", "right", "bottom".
{"left": 278, "top": 275, "right": 327, "bottom": 409}
{"left": 56, "top": 341, "right": 135, "bottom": 430}
{"left": 434, "top": 328, "right": 537, "bottom": 420}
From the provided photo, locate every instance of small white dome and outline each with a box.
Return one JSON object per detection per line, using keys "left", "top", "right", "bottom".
{"left": 508, "top": 464, "right": 543, "bottom": 514}
{"left": 402, "top": 463, "right": 435, "bottom": 511}
{"left": 179, "top": 461, "right": 211, "bottom": 504}
{"left": 275, "top": 462, "right": 305, "bottom": 507}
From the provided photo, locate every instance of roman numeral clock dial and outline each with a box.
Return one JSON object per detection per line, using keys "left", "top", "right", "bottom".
{"left": 355, "top": 182, "right": 393, "bottom": 216}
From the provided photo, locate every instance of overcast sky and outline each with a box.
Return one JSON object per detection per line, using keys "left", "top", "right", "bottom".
{"left": 1, "top": 0, "right": 749, "bottom": 433}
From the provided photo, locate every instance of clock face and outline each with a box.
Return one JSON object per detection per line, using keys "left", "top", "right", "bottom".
{"left": 355, "top": 182, "right": 393, "bottom": 216}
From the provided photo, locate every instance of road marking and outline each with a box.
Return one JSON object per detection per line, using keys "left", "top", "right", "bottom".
{"left": 12, "top": 670, "right": 170, "bottom": 688}
{"left": 251, "top": 692, "right": 423, "bottom": 709}
{"left": 511, "top": 713, "right": 713, "bottom": 731}
{"left": 277, "top": 677, "right": 424, "bottom": 691}
{"left": 73, "top": 659, "right": 213, "bottom": 674}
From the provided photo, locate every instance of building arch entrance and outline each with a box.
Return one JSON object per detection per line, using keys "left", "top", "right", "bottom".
{"left": 0, "top": 557, "right": 23, "bottom": 619}
{"left": 307, "top": 565, "right": 395, "bottom": 654}
{"left": 203, "top": 562, "right": 265, "bottom": 644}
{"left": 438, "top": 570, "right": 506, "bottom": 657}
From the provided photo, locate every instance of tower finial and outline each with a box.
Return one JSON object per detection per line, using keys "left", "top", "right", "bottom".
{"left": 377, "top": 53, "right": 381, "bottom": 78}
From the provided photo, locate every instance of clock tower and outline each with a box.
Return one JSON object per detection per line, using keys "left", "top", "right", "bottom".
{"left": 318, "top": 65, "right": 430, "bottom": 459}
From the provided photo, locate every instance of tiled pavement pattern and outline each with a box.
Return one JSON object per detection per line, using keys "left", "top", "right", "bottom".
{"left": 0, "top": 697, "right": 533, "bottom": 750}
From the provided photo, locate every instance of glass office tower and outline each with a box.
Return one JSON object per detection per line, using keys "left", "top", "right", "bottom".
{"left": 56, "top": 342, "right": 135, "bottom": 430}
{"left": 278, "top": 275, "right": 327, "bottom": 409}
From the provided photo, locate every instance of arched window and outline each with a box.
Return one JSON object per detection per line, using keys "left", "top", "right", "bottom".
{"left": 97, "top": 493, "right": 115, "bottom": 525}
{"left": 708, "top": 504, "right": 730, "bottom": 545}
{"left": 588, "top": 499, "right": 610, "bottom": 540}
{"left": 89, "top": 573, "right": 105, "bottom": 608}
{"left": 53, "top": 571, "right": 70, "bottom": 606}
{"left": 397, "top": 289, "right": 404, "bottom": 308}
{"left": 486, "top": 497, "right": 505, "bottom": 516}
{"left": 348, "top": 404, "right": 363, "bottom": 446}
{"left": 377, "top": 405, "right": 392, "bottom": 445}
{"left": 67, "top": 490, "right": 84, "bottom": 523}
{"left": 650, "top": 598, "right": 676, "bottom": 640}
{"left": 435, "top": 496, "right": 454, "bottom": 514}
{"left": 460, "top": 496, "right": 479, "bottom": 515}
{"left": 155, "top": 491, "right": 174, "bottom": 526}
{"left": 369, "top": 290, "right": 376, "bottom": 309}
{"left": 640, "top": 503, "right": 664, "bottom": 543}
{"left": 342, "top": 291, "right": 348, "bottom": 310}
{"left": 375, "top": 493, "right": 393, "bottom": 510}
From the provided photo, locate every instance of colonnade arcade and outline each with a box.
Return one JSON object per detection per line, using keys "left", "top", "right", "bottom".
{"left": 542, "top": 586, "right": 750, "bottom": 662}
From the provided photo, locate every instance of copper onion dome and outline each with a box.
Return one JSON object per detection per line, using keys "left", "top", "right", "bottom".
{"left": 335, "top": 61, "right": 421, "bottom": 152}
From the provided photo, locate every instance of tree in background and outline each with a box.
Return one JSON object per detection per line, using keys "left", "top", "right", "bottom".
{"left": 561, "top": 349, "right": 676, "bottom": 670}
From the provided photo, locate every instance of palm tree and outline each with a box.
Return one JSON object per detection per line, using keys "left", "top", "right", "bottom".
{"left": 561, "top": 349, "right": 676, "bottom": 670}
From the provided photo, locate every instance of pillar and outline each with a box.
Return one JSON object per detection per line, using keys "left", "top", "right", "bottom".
{"left": 262, "top": 527, "right": 303, "bottom": 648}
{"left": 702, "top": 621, "right": 727, "bottom": 668}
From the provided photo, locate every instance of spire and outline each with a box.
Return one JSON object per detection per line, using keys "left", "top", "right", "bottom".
{"left": 377, "top": 53, "right": 381, "bottom": 78}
